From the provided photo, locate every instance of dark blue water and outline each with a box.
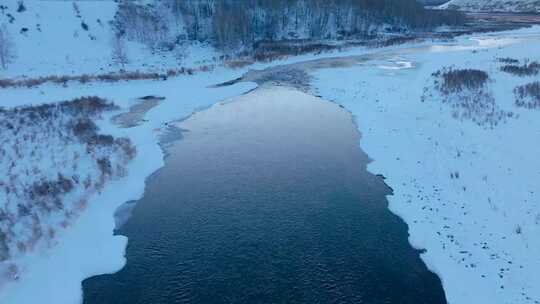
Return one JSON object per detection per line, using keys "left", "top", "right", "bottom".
{"left": 83, "top": 88, "right": 446, "bottom": 304}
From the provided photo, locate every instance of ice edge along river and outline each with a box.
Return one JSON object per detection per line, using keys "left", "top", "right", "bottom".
{"left": 1, "top": 26, "right": 540, "bottom": 304}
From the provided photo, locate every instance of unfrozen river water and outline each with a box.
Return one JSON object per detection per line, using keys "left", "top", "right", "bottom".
{"left": 82, "top": 87, "right": 446, "bottom": 303}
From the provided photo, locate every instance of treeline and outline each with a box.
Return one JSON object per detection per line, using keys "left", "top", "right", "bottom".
{"left": 114, "top": 0, "right": 465, "bottom": 51}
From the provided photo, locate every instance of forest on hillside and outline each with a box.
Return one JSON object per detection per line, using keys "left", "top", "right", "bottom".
{"left": 114, "top": 0, "right": 465, "bottom": 51}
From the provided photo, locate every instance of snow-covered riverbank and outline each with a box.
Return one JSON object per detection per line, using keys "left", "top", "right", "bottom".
{"left": 0, "top": 71, "right": 255, "bottom": 303}
{"left": 313, "top": 27, "right": 540, "bottom": 304}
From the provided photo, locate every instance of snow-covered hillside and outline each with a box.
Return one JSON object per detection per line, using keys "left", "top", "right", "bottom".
{"left": 0, "top": 0, "right": 117, "bottom": 77}
{"left": 441, "top": 0, "right": 540, "bottom": 12}
{"left": 0, "top": 0, "right": 217, "bottom": 78}
{"left": 0, "top": 0, "right": 465, "bottom": 80}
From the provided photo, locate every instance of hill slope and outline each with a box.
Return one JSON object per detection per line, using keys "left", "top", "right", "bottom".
{"left": 0, "top": 0, "right": 464, "bottom": 78}
{"left": 0, "top": 0, "right": 117, "bottom": 77}
{"left": 0, "top": 0, "right": 217, "bottom": 78}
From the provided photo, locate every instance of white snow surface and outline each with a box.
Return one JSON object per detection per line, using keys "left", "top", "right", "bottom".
{"left": 312, "top": 27, "right": 540, "bottom": 304}
{"left": 440, "top": 0, "right": 540, "bottom": 12}
{"left": 0, "top": 0, "right": 218, "bottom": 78}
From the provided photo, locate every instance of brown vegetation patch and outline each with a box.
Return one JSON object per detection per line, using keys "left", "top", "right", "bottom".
{"left": 434, "top": 68, "right": 489, "bottom": 94}
{"left": 500, "top": 61, "right": 540, "bottom": 77}
{"left": 0, "top": 66, "right": 214, "bottom": 89}
{"left": 0, "top": 96, "right": 137, "bottom": 279}
{"left": 428, "top": 67, "right": 512, "bottom": 128}
{"left": 515, "top": 82, "right": 540, "bottom": 109}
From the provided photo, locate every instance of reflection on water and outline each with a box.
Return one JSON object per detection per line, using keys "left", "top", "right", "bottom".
{"left": 83, "top": 87, "right": 446, "bottom": 304}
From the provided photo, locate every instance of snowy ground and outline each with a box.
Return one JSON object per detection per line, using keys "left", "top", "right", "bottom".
{"left": 0, "top": 0, "right": 219, "bottom": 78}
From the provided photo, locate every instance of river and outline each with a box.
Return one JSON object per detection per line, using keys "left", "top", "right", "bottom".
{"left": 82, "top": 87, "right": 446, "bottom": 304}
{"left": 81, "top": 28, "right": 540, "bottom": 304}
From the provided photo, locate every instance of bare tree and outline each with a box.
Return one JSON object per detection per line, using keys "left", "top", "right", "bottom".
{"left": 111, "top": 34, "right": 129, "bottom": 68}
{"left": 0, "top": 24, "right": 15, "bottom": 69}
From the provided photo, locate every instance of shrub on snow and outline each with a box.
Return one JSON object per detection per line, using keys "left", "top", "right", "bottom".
{"left": 0, "top": 96, "right": 136, "bottom": 284}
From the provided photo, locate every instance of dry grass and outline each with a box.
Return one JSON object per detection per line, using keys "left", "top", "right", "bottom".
{"left": 433, "top": 68, "right": 489, "bottom": 94}
{"left": 500, "top": 61, "right": 540, "bottom": 77}
{"left": 0, "top": 96, "right": 136, "bottom": 280}
{"left": 498, "top": 57, "right": 520, "bottom": 64}
{"left": 0, "top": 65, "right": 214, "bottom": 89}
{"left": 429, "top": 67, "right": 512, "bottom": 128}
{"left": 515, "top": 82, "right": 540, "bottom": 109}
{"left": 232, "top": 36, "right": 419, "bottom": 66}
